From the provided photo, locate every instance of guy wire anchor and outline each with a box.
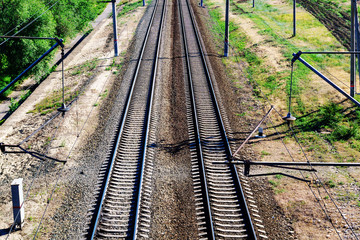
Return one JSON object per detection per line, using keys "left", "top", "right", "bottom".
{"left": 282, "top": 112, "right": 296, "bottom": 122}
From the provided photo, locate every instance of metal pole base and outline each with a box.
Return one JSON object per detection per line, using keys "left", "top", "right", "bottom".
{"left": 255, "top": 135, "right": 266, "bottom": 138}
{"left": 282, "top": 112, "right": 296, "bottom": 122}
{"left": 57, "top": 103, "right": 69, "bottom": 112}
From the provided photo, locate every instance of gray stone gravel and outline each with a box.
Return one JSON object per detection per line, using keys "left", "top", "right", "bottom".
{"left": 49, "top": 1, "right": 157, "bottom": 238}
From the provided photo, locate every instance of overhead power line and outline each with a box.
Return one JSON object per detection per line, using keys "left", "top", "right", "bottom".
{"left": 0, "top": 0, "right": 58, "bottom": 37}
{"left": 0, "top": 0, "right": 60, "bottom": 47}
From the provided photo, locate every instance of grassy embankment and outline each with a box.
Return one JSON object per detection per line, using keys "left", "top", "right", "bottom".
{"left": 205, "top": 0, "right": 360, "bottom": 205}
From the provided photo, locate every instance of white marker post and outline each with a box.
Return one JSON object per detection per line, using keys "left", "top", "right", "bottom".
{"left": 11, "top": 178, "right": 24, "bottom": 229}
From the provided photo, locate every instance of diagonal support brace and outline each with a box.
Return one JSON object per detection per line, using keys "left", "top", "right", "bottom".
{"left": 232, "top": 106, "right": 274, "bottom": 158}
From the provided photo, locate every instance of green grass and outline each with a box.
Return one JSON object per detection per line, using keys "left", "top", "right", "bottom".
{"left": 206, "top": 0, "right": 360, "bottom": 157}
{"left": 8, "top": 90, "right": 32, "bottom": 113}
{"left": 100, "top": 89, "right": 108, "bottom": 99}
{"left": 275, "top": 174, "right": 283, "bottom": 179}
{"left": 28, "top": 88, "right": 78, "bottom": 115}
{"left": 228, "top": 0, "right": 348, "bottom": 114}
{"left": 118, "top": 0, "right": 145, "bottom": 17}
{"left": 261, "top": 150, "right": 271, "bottom": 157}
{"left": 326, "top": 180, "right": 336, "bottom": 188}
{"left": 70, "top": 59, "right": 98, "bottom": 76}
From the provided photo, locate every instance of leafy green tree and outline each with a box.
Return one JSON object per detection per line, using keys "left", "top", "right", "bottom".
{"left": 0, "top": 0, "right": 105, "bottom": 93}
{"left": 0, "top": 0, "right": 56, "bottom": 79}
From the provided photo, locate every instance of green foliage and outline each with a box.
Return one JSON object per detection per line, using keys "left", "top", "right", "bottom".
{"left": 118, "top": 0, "right": 143, "bottom": 17}
{"left": 0, "top": 0, "right": 106, "bottom": 92}
{"left": 326, "top": 180, "right": 336, "bottom": 188}
{"left": 269, "top": 179, "right": 279, "bottom": 187}
{"left": 275, "top": 174, "right": 283, "bottom": 179}
{"left": 9, "top": 98, "right": 19, "bottom": 112}
{"left": 297, "top": 102, "right": 344, "bottom": 131}
{"left": 261, "top": 150, "right": 271, "bottom": 157}
{"left": 330, "top": 123, "right": 360, "bottom": 142}
{"left": 297, "top": 102, "right": 360, "bottom": 142}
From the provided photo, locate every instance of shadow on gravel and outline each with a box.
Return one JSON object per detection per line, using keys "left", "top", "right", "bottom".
{"left": 0, "top": 227, "right": 13, "bottom": 236}
{"left": 148, "top": 139, "right": 190, "bottom": 154}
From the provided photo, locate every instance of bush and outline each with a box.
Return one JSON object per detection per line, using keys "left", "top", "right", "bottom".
{"left": 0, "top": 0, "right": 106, "bottom": 90}
{"left": 330, "top": 123, "right": 359, "bottom": 141}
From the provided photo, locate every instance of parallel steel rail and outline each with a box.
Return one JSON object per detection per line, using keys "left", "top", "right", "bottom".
{"left": 86, "top": 0, "right": 166, "bottom": 238}
{"left": 178, "top": 0, "right": 257, "bottom": 238}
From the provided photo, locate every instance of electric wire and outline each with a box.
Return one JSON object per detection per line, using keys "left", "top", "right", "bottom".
{"left": 32, "top": 54, "right": 117, "bottom": 239}
{"left": 0, "top": 0, "right": 58, "bottom": 37}
{"left": 241, "top": 1, "right": 354, "bottom": 91}
{"left": 4, "top": 43, "right": 113, "bottom": 239}
{"left": 2, "top": 1, "right": 116, "bottom": 237}
{"left": 0, "top": 0, "right": 60, "bottom": 47}
{"left": 204, "top": 3, "right": 358, "bottom": 238}
{"left": 19, "top": 112, "right": 61, "bottom": 145}
{"left": 6, "top": 117, "right": 62, "bottom": 240}
{"left": 289, "top": 125, "right": 360, "bottom": 239}
{"left": 216, "top": 1, "right": 353, "bottom": 92}
{"left": 264, "top": 117, "right": 344, "bottom": 240}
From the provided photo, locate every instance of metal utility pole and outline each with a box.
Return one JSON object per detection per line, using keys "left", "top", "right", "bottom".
{"left": 224, "top": 0, "right": 229, "bottom": 57}
{"left": 0, "top": 36, "right": 64, "bottom": 96}
{"left": 112, "top": 0, "right": 119, "bottom": 57}
{"left": 355, "top": 1, "right": 360, "bottom": 84}
{"left": 100, "top": 0, "right": 119, "bottom": 56}
{"left": 351, "top": 0, "right": 356, "bottom": 96}
{"left": 293, "top": 0, "right": 296, "bottom": 36}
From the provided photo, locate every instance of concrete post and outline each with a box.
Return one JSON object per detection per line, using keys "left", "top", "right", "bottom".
{"left": 11, "top": 178, "right": 24, "bottom": 229}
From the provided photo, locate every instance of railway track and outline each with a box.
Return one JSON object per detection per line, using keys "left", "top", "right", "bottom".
{"left": 84, "top": 0, "right": 166, "bottom": 238}
{"left": 178, "top": 0, "right": 267, "bottom": 238}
